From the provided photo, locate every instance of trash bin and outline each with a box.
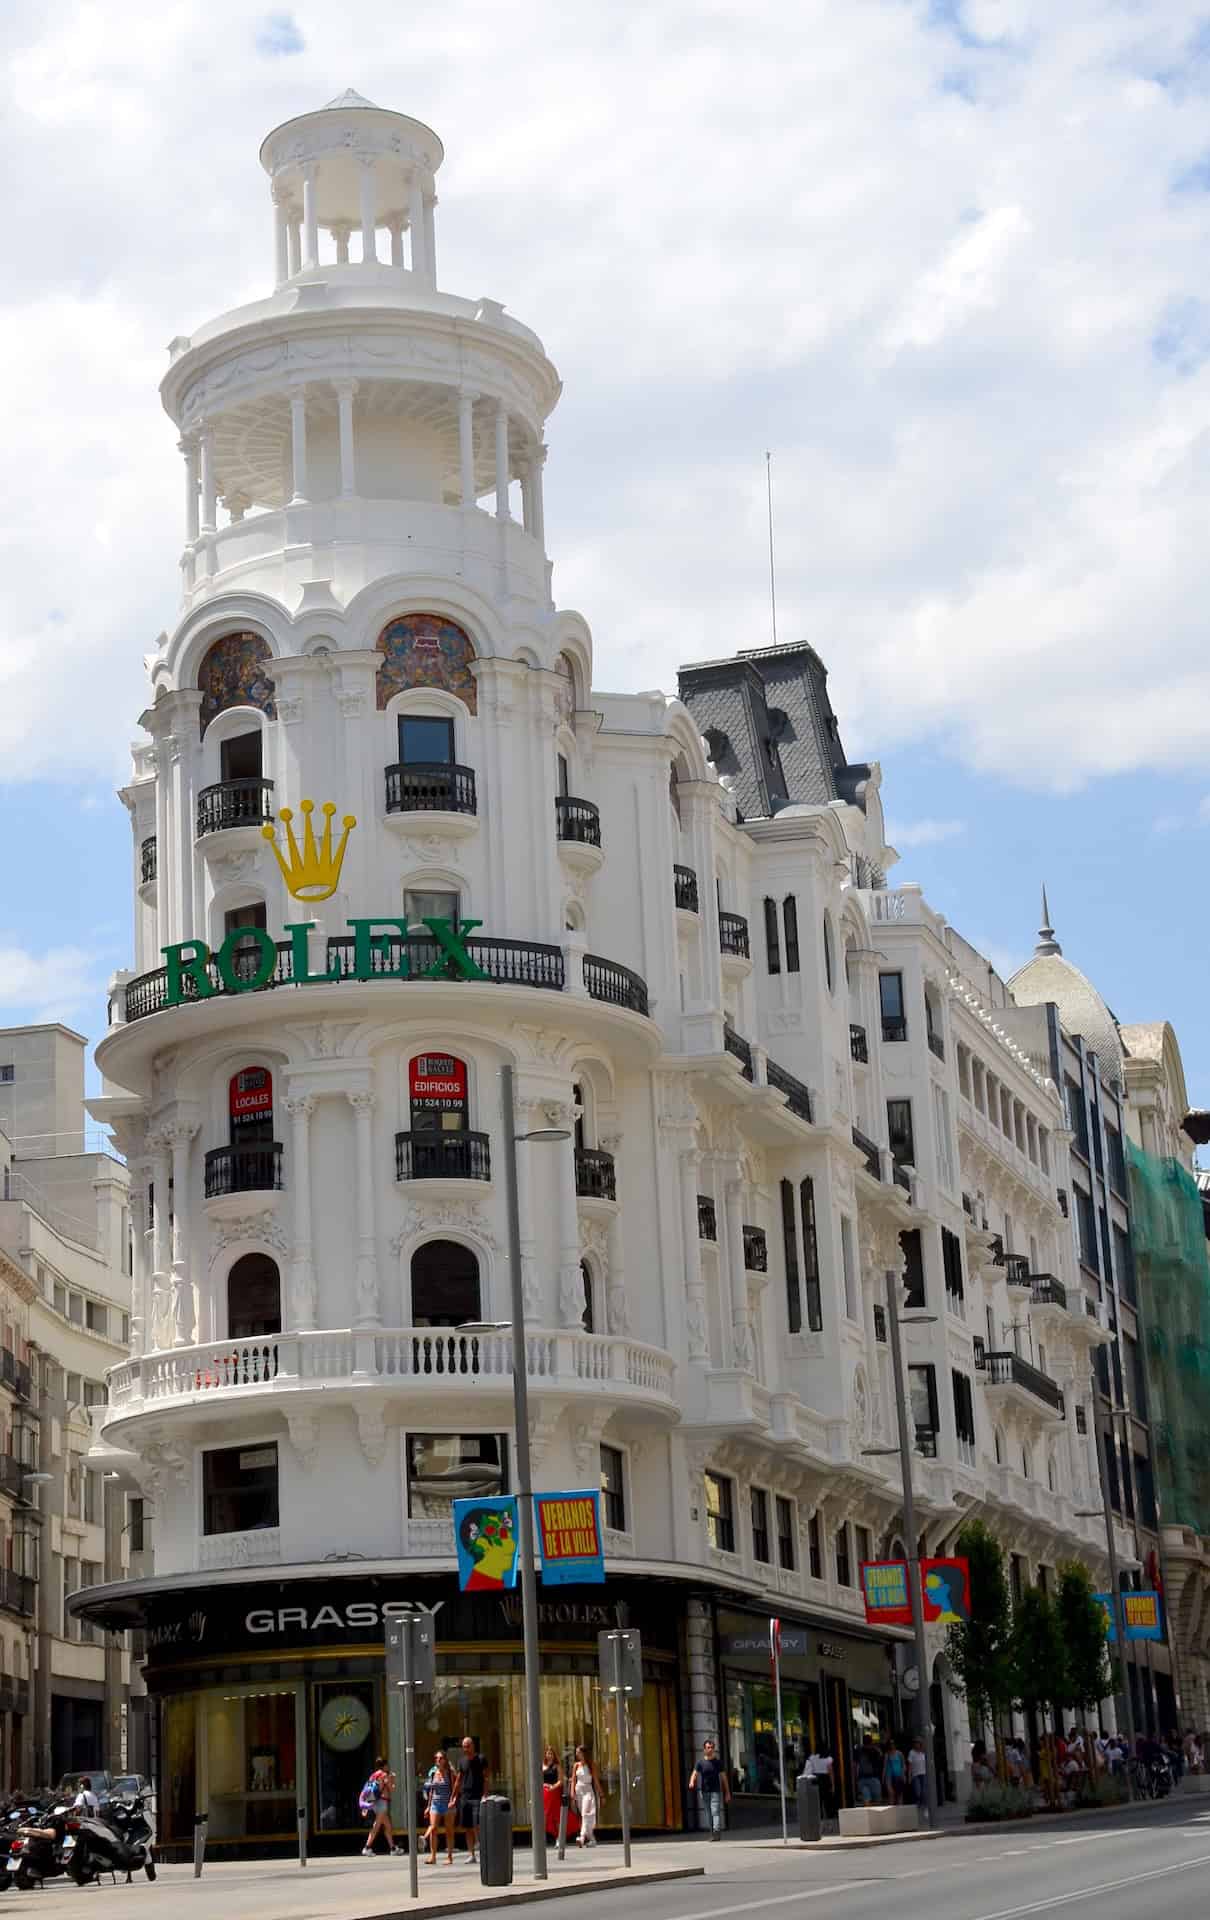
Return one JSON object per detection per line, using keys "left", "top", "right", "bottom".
{"left": 796, "top": 1777, "right": 821, "bottom": 1843}
{"left": 479, "top": 1795, "right": 513, "bottom": 1886}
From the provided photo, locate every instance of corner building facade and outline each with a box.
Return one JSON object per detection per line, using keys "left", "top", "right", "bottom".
{"left": 80, "top": 91, "right": 1116, "bottom": 1850}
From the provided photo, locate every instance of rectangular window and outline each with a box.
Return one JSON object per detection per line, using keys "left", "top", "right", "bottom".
{"left": 908, "top": 1363, "right": 939, "bottom": 1452}
{"left": 1037, "top": 1564, "right": 1050, "bottom": 1596}
{"left": 782, "top": 896, "right": 800, "bottom": 972}
{"left": 942, "top": 1227, "right": 964, "bottom": 1303}
{"left": 1076, "top": 1187, "right": 1098, "bottom": 1271}
{"left": 840, "top": 1215, "right": 858, "bottom": 1320}
{"left": 705, "top": 1471, "right": 735, "bottom": 1554}
{"left": 855, "top": 1524, "right": 872, "bottom": 1569}
{"left": 399, "top": 714, "right": 455, "bottom": 765}
{"left": 1134, "top": 1452, "right": 1157, "bottom": 1529}
{"left": 0, "top": 1066, "right": 13, "bottom": 1083}
{"left": 1009, "top": 1554, "right": 1024, "bottom": 1604}
{"left": 951, "top": 1370, "right": 976, "bottom": 1446}
{"left": 600, "top": 1445, "right": 626, "bottom": 1533}
{"left": 1113, "top": 1224, "right": 1136, "bottom": 1305}
{"left": 407, "top": 1434, "right": 507, "bottom": 1518}
{"left": 202, "top": 1442, "right": 279, "bottom": 1537}
{"left": 223, "top": 902, "right": 267, "bottom": 941}
{"left": 835, "top": 1523, "right": 852, "bottom": 1587}
{"left": 900, "top": 1229, "right": 926, "bottom": 1311}
{"left": 763, "top": 897, "right": 781, "bottom": 975}
{"left": 128, "top": 1497, "right": 146, "bottom": 1555}
{"left": 879, "top": 972, "right": 906, "bottom": 1042}
{"left": 1125, "top": 1336, "right": 1148, "bottom": 1420}
{"left": 775, "top": 1496, "right": 795, "bottom": 1570}
{"left": 887, "top": 1099, "right": 915, "bottom": 1167}
{"left": 404, "top": 887, "right": 460, "bottom": 932}
{"left": 220, "top": 731, "right": 262, "bottom": 782}
{"left": 85, "top": 1300, "right": 108, "bottom": 1338}
{"left": 780, "top": 1179, "right": 802, "bottom": 1334}
{"left": 750, "top": 1487, "right": 771, "bottom": 1564}
{"left": 808, "top": 1511, "right": 822, "bottom": 1580}
{"left": 1066, "top": 1077, "right": 1089, "bottom": 1158}
{"left": 83, "top": 1469, "right": 99, "bottom": 1526}
{"left": 62, "top": 1556, "right": 79, "bottom": 1640}
{"left": 800, "top": 1180, "right": 822, "bottom": 1331}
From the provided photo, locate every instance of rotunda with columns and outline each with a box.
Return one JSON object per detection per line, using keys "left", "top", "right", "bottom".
{"left": 78, "top": 88, "right": 1116, "bottom": 1854}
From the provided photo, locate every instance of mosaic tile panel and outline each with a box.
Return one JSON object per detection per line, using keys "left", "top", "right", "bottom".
{"left": 198, "top": 631, "right": 277, "bottom": 737}
{"left": 374, "top": 613, "right": 478, "bottom": 715}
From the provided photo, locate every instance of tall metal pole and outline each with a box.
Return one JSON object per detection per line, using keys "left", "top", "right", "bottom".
{"left": 885, "top": 1269, "right": 938, "bottom": 1825}
{"left": 611, "top": 1635, "right": 632, "bottom": 1867}
{"left": 502, "top": 1066, "right": 548, "bottom": 1879}
{"left": 765, "top": 450, "right": 778, "bottom": 647}
{"left": 771, "top": 1621, "right": 788, "bottom": 1846}
{"left": 1094, "top": 1406, "right": 1137, "bottom": 1777}
{"left": 401, "top": 1622, "right": 419, "bottom": 1899}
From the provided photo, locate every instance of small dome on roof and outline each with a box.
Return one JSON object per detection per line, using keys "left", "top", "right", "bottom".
{"left": 323, "top": 88, "right": 378, "bottom": 110}
{"left": 1009, "top": 888, "right": 1124, "bottom": 1086}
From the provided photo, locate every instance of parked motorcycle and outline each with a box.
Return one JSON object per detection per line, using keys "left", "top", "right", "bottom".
{"left": 68, "top": 1794, "right": 156, "bottom": 1885}
{"left": 6, "top": 1803, "right": 73, "bottom": 1890}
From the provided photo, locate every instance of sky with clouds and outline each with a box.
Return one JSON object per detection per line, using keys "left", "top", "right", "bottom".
{"left": 1, "top": 0, "right": 1207, "bottom": 1116}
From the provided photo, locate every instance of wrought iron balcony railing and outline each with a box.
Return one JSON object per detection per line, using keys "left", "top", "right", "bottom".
{"left": 384, "top": 762, "right": 477, "bottom": 815}
{"left": 395, "top": 1131, "right": 491, "bottom": 1183}
{"left": 204, "top": 1142, "right": 284, "bottom": 1200}
{"left": 196, "top": 777, "right": 274, "bottom": 838}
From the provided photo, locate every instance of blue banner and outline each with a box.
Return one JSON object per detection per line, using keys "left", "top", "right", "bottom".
{"left": 1094, "top": 1590, "right": 1163, "bottom": 1642}
{"left": 535, "top": 1490, "right": 605, "bottom": 1586}
{"left": 452, "top": 1495, "right": 520, "bottom": 1591}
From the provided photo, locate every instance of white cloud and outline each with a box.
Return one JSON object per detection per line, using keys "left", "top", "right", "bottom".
{"left": 886, "top": 817, "right": 967, "bottom": 848}
{"left": 2, "top": 1, "right": 1210, "bottom": 791}
{"left": 0, "top": 944, "right": 104, "bottom": 1024}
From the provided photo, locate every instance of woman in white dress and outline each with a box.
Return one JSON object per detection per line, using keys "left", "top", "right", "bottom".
{"left": 572, "top": 1746, "right": 603, "bottom": 1846}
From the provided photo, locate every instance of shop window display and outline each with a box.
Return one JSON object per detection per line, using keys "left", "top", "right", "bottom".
{"left": 205, "top": 1687, "right": 298, "bottom": 1841}
{"left": 725, "top": 1674, "right": 816, "bottom": 1798}
{"left": 315, "top": 1681, "right": 379, "bottom": 1833}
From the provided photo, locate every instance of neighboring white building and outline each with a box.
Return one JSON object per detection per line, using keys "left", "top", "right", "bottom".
{"left": 76, "top": 89, "right": 1124, "bottom": 1849}
{"left": 0, "top": 1026, "right": 138, "bottom": 1784}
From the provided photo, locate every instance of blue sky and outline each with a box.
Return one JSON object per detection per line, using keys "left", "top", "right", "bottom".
{"left": 0, "top": 0, "right": 1207, "bottom": 1125}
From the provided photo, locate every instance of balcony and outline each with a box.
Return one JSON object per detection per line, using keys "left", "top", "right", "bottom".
{"left": 1028, "top": 1274, "right": 1068, "bottom": 1313}
{"left": 555, "top": 796, "right": 602, "bottom": 870}
{"left": 724, "top": 1025, "right": 754, "bottom": 1082}
{"left": 892, "top": 1162, "right": 913, "bottom": 1199}
{"left": 849, "top": 1023, "right": 869, "bottom": 1064}
{"left": 196, "top": 776, "right": 274, "bottom": 839}
{"left": 0, "top": 1455, "right": 26, "bottom": 1500}
{"left": 766, "top": 1058, "right": 813, "bottom": 1124}
{"left": 204, "top": 1142, "right": 284, "bottom": 1208}
{"left": 0, "top": 1570, "right": 35, "bottom": 1617}
{"left": 106, "top": 1326, "right": 679, "bottom": 1425}
{"left": 983, "top": 1350, "right": 1065, "bottom": 1417}
{"left": 582, "top": 955, "right": 649, "bottom": 1017}
{"left": 742, "top": 1226, "right": 768, "bottom": 1273}
{"left": 139, "top": 836, "right": 157, "bottom": 888}
{"left": 852, "top": 1127, "right": 881, "bottom": 1181}
{"left": 927, "top": 1030, "right": 945, "bottom": 1062}
{"left": 882, "top": 1016, "right": 907, "bottom": 1043}
{"left": 384, "top": 761, "right": 477, "bottom": 826}
{"left": 395, "top": 1131, "right": 490, "bottom": 1184}
{"left": 718, "top": 912, "right": 750, "bottom": 960}
{"left": 575, "top": 1148, "right": 617, "bottom": 1202}
{"left": 915, "top": 1428, "right": 939, "bottom": 1459}
{"left": 697, "top": 1195, "right": 718, "bottom": 1241}
{"left": 673, "top": 864, "right": 700, "bottom": 914}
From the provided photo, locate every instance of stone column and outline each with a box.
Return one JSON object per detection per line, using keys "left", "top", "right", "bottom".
{"left": 165, "top": 1122, "right": 199, "bottom": 1348}
{"left": 179, "top": 437, "right": 199, "bottom": 546}
{"left": 349, "top": 1092, "right": 380, "bottom": 1326}
{"left": 724, "top": 1172, "right": 753, "bottom": 1371}
{"left": 605, "top": 1178, "right": 630, "bottom": 1336}
{"left": 332, "top": 222, "right": 352, "bottom": 265}
{"left": 199, "top": 427, "right": 216, "bottom": 534}
{"left": 386, "top": 218, "right": 404, "bottom": 267}
{"left": 684, "top": 1593, "right": 722, "bottom": 1792}
{"left": 459, "top": 392, "right": 476, "bottom": 506}
{"left": 284, "top": 1095, "right": 316, "bottom": 1331}
{"left": 423, "top": 192, "right": 437, "bottom": 285}
{"left": 494, "top": 404, "right": 510, "bottom": 518}
{"left": 407, "top": 174, "right": 425, "bottom": 277}
{"left": 287, "top": 214, "right": 301, "bottom": 278}
{"left": 678, "top": 1147, "right": 710, "bottom": 1361}
{"left": 128, "top": 1162, "right": 151, "bottom": 1356}
{"left": 301, "top": 162, "right": 319, "bottom": 269}
{"left": 557, "top": 1125, "right": 582, "bottom": 1330}
{"left": 530, "top": 445, "right": 547, "bottom": 551}
{"left": 289, "top": 389, "right": 308, "bottom": 504}
{"left": 272, "top": 188, "right": 290, "bottom": 287}
{"left": 359, "top": 157, "right": 379, "bottom": 263}
{"left": 336, "top": 380, "right": 357, "bottom": 497}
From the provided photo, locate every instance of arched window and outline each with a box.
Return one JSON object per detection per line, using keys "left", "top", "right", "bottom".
{"left": 228, "top": 1252, "right": 281, "bottom": 1339}
{"left": 375, "top": 613, "right": 477, "bottom": 712}
{"left": 411, "top": 1240, "right": 481, "bottom": 1328}
{"left": 1047, "top": 1453, "right": 1058, "bottom": 1494}
{"left": 580, "top": 1261, "right": 595, "bottom": 1334}
{"left": 229, "top": 1066, "right": 274, "bottom": 1145}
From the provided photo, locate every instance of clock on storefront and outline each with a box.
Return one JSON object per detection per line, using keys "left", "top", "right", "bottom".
{"left": 318, "top": 1693, "right": 372, "bottom": 1753}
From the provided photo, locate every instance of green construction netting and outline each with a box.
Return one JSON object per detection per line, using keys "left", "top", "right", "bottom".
{"left": 1126, "top": 1138, "right": 1210, "bottom": 1535}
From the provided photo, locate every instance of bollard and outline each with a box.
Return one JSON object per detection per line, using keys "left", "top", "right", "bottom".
{"left": 192, "top": 1810, "right": 208, "bottom": 1878}
{"left": 297, "top": 1805, "right": 307, "bottom": 1868}
{"left": 796, "top": 1777, "right": 821, "bottom": 1843}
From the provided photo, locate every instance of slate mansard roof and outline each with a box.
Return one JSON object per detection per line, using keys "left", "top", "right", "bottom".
{"left": 676, "top": 642, "right": 873, "bottom": 822}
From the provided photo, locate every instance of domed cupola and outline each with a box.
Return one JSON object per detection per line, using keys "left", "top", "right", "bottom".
{"left": 1009, "top": 887, "right": 1125, "bottom": 1086}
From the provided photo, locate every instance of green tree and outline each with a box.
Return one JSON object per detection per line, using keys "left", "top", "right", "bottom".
{"left": 946, "top": 1521, "right": 1014, "bottom": 1748}
{"left": 1010, "top": 1586, "right": 1069, "bottom": 1807}
{"left": 1057, "top": 1561, "right": 1113, "bottom": 1779}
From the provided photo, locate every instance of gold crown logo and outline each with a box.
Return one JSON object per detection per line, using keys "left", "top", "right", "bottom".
{"left": 262, "top": 800, "right": 357, "bottom": 901}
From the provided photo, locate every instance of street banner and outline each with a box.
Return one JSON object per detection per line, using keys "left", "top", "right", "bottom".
{"left": 1094, "top": 1589, "right": 1163, "bottom": 1642}
{"left": 860, "top": 1561, "right": 913, "bottom": 1627}
{"left": 535, "top": 1490, "right": 605, "bottom": 1586}
{"left": 452, "top": 1495, "right": 519, "bottom": 1591}
{"left": 921, "top": 1557, "right": 971, "bottom": 1625}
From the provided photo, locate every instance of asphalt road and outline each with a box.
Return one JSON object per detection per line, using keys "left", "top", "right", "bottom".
{"left": 532, "top": 1800, "right": 1210, "bottom": 1920}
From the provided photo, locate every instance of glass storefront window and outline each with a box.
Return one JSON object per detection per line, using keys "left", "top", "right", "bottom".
{"left": 161, "top": 1694, "right": 197, "bottom": 1846}
{"left": 724, "top": 1674, "right": 817, "bottom": 1797}
{"left": 315, "top": 1681, "right": 380, "bottom": 1833}
{"left": 206, "top": 1687, "right": 299, "bottom": 1841}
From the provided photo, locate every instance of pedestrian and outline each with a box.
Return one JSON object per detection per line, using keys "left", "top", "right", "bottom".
{"left": 855, "top": 1737, "right": 882, "bottom": 1805}
{"left": 688, "top": 1737, "right": 731, "bottom": 1840}
{"left": 572, "top": 1745, "right": 603, "bottom": 1846}
{"left": 907, "top": 1736, "right": 927, "bottom": 1810}
{"left": 454, "top": 1735, "right": 487, "bottom": 1863}
{"left": 882, "top": 1738, "right": 906, "bottom": 1805}
{"left": 358, "top": 1755, "right": 399, "bottom": 1856}
{"left": 541, "top": 1744, "right": 565, "bottom": 1845}
{"left": 799, "top": 1744, "right": 834, "bottom": 1821}
{"left": 73, "top": 1777, "right": 100, "bottom": 1817}
{"left": 970, "top": 1740, "right": 994, "bottom": 1788}
{"left": 423, "top": 1749, "right": 455, "bottom": 1865}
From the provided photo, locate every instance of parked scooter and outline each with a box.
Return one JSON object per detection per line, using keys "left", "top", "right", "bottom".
{"left": 68, "top": 1793, "right": 157, "bottom": 1885}
{"left": 6, "top": 1803, "right": 73, "bottom": 1890}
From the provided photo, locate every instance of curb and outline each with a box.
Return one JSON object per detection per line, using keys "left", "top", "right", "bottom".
{"left": 337, "top": 1865, "right": 706, "bottom": 1920}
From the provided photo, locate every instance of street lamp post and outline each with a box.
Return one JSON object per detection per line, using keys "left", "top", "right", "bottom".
{"left": 882, "top": 1270, "right": 940, "bottom": 1827}
{"left": 1076, "top": 1408, "right": 1139, "bottom": 1777}
{"left": 500, "top": 1066, "right": 570, "bottom": 1882}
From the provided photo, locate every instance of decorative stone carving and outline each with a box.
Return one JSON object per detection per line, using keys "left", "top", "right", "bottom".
{"left": 559, "top": 1265, "right": 584, "bottom": 1328}
{"left": 402, "top": 833, "right": 464, "bottom": 866}
{"left": 336, "top": 689, "right": 366, "bottom": 719}
{"left": 685, "top": 1288, "right": 710, "bottom": 1362}
{"left": 209, "top": 850, "right": 259, "bottom": 885}
{"left": 851, "top": 1367, "right": 870, "bottom": 1450}
{"left": 571, "top": 1410, "right": 612, "bottom": 1481}
{"left": 578, "top": 1215, "right": 610, "bottom": 1259}
{"left": 607, "top": 1280, "right": 631, "bottom": 1337}
{"left": 277, "top": 695, "right": 305, "bottom": 726}
{"left": 356, "top": 1405, "right": 388, "bottom": 1469}
{"left": 393, "top": 1200, "right": 499, "bottom": 1253}
{"left": 731, "top": 1314, "right": 754, "bottom": 1374}
{"left": 286, "top": 1412, "right": 320, "bottom": 1472}
{"left": 209, "top": 1212, "right": 288, "bottom": 1262}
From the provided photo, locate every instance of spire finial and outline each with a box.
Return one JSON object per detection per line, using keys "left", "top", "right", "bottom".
{"left": 1035, "top": 884, "right": 1061, "bottom": 957}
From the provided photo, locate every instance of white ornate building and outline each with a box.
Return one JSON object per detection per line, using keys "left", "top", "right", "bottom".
{"left": 77, "top": 90, "right": 1123, "bottom": 1848}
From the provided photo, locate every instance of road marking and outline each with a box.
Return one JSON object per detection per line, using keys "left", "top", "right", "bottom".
{"left": 968, "top": 1848, "right": 1210, "bottom": 1920}
{"left": 685, "top": 1882, "right": 879, "bottom": 1918}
